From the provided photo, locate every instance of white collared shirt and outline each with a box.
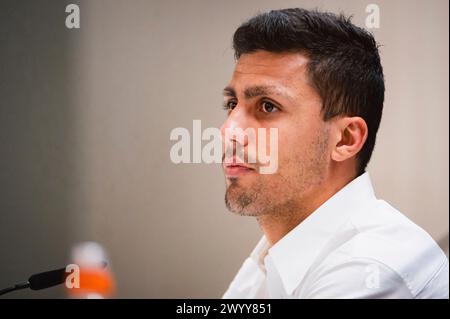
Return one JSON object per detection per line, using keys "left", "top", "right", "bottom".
{"left": 223, "top": 173, "right": 449, "bottom": 299}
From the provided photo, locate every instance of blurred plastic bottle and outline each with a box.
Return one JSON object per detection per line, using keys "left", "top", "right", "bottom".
{"left": 65, "top": 242, "right": 116, "bottom": 299}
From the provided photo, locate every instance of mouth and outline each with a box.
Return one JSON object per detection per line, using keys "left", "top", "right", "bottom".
{"left": 223, "top": 158, "right": 255, "bottom": 177}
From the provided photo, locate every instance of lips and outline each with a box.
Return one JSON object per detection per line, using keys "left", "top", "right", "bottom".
{"left": 223, "top": 158, "right": 255, "bottom": 177}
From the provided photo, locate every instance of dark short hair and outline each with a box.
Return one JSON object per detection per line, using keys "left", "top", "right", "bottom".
{"left": 233, "top": 8, "right": 385, "bottom": 175}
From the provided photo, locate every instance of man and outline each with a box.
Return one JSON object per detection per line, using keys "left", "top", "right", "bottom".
{"left": 221, "top": 8, "right": 448, "bottom": 299}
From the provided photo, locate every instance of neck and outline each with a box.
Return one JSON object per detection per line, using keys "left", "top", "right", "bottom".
{"left": 257, "top": 167, "right": 357, "bottom": 246}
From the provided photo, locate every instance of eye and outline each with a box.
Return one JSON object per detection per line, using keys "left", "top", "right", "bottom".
{"left": 223, "top": 100, "right": 237, "bottom": 112}
{"left": 261, "top": 101, "right": 279, "bottom": 113}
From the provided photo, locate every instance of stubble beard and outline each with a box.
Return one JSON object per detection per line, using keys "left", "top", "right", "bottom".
{"left": 224, "top": 128, "right": 329, "bottom": 219}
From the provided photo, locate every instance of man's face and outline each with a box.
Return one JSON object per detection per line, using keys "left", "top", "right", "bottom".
{"left": 221, "top": 50, "right": 331, "bottom": 218}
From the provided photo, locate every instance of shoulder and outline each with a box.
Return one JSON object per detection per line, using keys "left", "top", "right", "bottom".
{"left": 300, "top": 200, "right": 449, "bottom": 298}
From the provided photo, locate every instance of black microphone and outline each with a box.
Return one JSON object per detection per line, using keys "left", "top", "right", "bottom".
{"left": 0, "top": 262, "right": 107, "bottom": 296}
{"left": 28, "top": 267, "right": 68, "bottom": 291}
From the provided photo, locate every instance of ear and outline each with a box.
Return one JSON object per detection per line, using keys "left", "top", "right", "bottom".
{"left": 331, "top": 117, "right": 368, "bottom": 163}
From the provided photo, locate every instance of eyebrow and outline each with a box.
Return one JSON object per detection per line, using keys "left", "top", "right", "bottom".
{"left": 223, "top": 86, "right": 237, "bottom": 97}
{"left": 223, "top": 85, "right": 288, "bottom": 100}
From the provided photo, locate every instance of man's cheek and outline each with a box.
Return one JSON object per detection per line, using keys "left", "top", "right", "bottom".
{"left": 257, "top": 127, "right": 279, "bottom": 174}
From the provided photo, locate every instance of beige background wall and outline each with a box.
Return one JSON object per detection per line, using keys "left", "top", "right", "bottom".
{"left": 0, "top": 0, "right": 448, "bottom": 298}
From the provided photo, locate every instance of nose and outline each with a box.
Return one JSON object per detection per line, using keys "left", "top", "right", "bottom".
{"left": 220, "top": 105, "right": 251, "bottom": 148}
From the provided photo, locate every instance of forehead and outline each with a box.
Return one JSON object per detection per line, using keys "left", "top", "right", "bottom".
{"left": 230, "top": 51, "right": 310, "bottom": 90}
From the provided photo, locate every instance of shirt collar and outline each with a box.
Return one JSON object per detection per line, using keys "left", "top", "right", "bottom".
{"left": 254, "top": 172, "right": 376, "bottom": 295}
{"left": 250, "top": 236, "right": 271, "bottom": 273}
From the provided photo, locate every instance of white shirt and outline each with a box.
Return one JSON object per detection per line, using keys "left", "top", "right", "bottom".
{"left": 223, "top": 173, "right": 449, "bottom": 299}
